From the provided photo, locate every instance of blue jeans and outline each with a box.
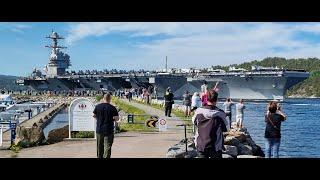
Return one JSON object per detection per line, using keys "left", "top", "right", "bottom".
{"left": 265, "top": 138, "right": 280, "bottom": 158}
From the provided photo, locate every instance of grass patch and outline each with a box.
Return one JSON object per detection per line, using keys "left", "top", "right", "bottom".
{"left": 112, "top": 97, "right": 156, "bottom": 132}
{"left": 132, "top": 99, "right": 192, "bottom": 122}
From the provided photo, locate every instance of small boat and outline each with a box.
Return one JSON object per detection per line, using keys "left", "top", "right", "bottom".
{"left": 0, "top": 94, "right": 16, "bottom": 111}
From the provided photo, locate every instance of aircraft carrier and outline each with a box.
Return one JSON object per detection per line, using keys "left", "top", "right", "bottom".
{"left": 16, "top": 31, "right": 310, "bottom": 100}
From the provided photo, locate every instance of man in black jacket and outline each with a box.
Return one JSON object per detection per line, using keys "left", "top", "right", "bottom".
{"left": 164, "top": 87, "right": 174, "bottom": 117}
{"left": 192, "top": 89, "right": 228, "bottom": 158}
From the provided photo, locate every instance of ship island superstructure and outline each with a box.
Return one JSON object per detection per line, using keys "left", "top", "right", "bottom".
{"left": 16, "top": 31, "right": 310, "bottom": 101}
{"left": 44, "top": 31, "right": 71, "bottom": 77}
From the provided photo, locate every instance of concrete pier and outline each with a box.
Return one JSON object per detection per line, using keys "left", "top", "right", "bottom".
{"left": 1, "top": 102, "right": 66, "bottom": 148}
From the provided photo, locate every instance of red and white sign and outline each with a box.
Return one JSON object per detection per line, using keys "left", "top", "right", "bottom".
{"left": 158, "top": 118, "right": 167, "bottom": 132}
{"left": 160, "top": 119, "right": 166, "bottom": 125}
{"left": 69, "top": 98, "right": 95, "bottom": 134}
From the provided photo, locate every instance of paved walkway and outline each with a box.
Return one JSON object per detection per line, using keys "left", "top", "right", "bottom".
{"left": 0, "top": 99, "right": 191, "bottom": 158}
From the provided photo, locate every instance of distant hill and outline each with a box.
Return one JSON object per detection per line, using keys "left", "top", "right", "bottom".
{"left": 0, "top": 75, "right": 26, "bottom": 91}
{"left": 211, "top": 57, "right": 320, "bottom": 97}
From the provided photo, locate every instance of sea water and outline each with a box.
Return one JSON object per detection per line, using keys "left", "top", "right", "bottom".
{"left": 45, "top": 98, "right": 320, "bottom": 158}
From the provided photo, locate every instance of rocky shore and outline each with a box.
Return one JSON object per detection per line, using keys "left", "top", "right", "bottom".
{"left": 166, "top": 122, "right": 265, "bottom": 158}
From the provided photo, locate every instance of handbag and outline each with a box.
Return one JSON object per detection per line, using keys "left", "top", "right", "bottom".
{"left": 267, "top": 113, "right": 280, "bottom": 131}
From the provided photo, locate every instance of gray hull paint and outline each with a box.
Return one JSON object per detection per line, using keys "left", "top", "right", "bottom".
{"left": 22, "top": 72, "right": 309, "bottom": 100}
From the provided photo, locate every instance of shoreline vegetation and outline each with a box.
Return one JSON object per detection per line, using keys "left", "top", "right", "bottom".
{"left": 211, "top": 57, "right": 320, "bottom": 97}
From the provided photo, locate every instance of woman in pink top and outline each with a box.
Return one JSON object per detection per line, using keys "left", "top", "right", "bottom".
{"left": 201, "top": 88, "right": 208, "bottom": 106}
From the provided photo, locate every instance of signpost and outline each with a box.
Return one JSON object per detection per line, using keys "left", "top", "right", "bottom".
{"left": 68, "top": 98, "right": 96, "bottom": 139}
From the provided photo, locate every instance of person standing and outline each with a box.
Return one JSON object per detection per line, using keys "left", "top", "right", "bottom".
{"left": 128, "top": 91, "right": 132, "bottom": 102}
{"left": 236, "top": 99, "right": 246, "bottom": 129}
{"left": 191, "top": 92, "right": 202, "bottom": 111}
{"left": 201, "top": 88, "right": 208, "bottom": 106}
{"left": 183, "top": 90, "right": 192, "bottom": 117}
{"left": 93, "top": 93, "right": 119, "bottom": 158}
{"left": 154, "top": 85, "right": 158, "bottom": 100}
{"left": 223, "top": 98, "right": 234, "bottom": 130}
{"left": 191, "top": 92, "right": 202, "bottom": 134}
{"left": 200, "top": 81, "right": 208, "bottom": 94}
{"left": 164, "top": 87, "right": 174, "bottom": 117}
{"left": 192, "top": 89, "right": 228, "bottom": 158}
{"left": 264, "top": 101, "right": 286, "bottom": 158}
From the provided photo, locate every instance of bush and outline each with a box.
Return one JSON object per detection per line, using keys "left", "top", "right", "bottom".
{"left": 10, "top": 144, "right": 21, "bottom": 153}
{"left": 96, "top": 95, "right": 103, "bottom": 102}
{"left": 71, "top": 131, "right": 95, "bottom": 138}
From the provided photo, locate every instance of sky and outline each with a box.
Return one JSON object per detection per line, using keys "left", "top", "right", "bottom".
{"left": 1, "top": 22, "right": 320, "bottom": 76}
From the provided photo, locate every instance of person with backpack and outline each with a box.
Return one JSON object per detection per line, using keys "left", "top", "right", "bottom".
{"left": 182, "top": 90, "right": 192, "bottom": 117}
{"left": 192, "top": 89, "right": 228, "bottom": 158}
{"left": 265, "top": 101, "right": 287, "bottom": 158}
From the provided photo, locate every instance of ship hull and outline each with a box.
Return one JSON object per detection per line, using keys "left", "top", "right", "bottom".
{"left": 20, "top": 71, "right": 309, "bottom": 101}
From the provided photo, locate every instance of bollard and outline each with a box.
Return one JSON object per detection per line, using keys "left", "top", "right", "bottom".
{"left": 127, "top": 114, "right": 134, "bottom": 124}
{"left": 9, "top": 121, "right": 16, "bottom": 146}
{"left": 177, "top": 124, "right": 188, "bottom": 157}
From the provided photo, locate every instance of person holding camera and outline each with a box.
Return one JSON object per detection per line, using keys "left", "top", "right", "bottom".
{"left": 264, "top": 101, "right": 287, "bottom": 158}
{"left": 223, "top": 98, "right": 234, "bottom": 130}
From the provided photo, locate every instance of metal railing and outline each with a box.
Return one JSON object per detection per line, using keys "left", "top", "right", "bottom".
{"left": 0, "top": 120, "right": 17, "bottom": 147}
{"left": 127, "top": 114, "right": 159, "bottom": 124}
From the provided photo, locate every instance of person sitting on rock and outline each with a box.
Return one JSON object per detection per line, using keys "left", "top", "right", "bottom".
{"left": 192, "top": 89, "right": 228, "bottom": 158}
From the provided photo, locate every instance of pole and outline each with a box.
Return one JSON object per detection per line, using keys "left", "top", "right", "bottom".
{"left": 68, "top": 104, "right": 71, "bottom": 139}
{"left": 0, "top": 125, "right": 3, "bottom": 147}
{"left": 166, "top": 56, "right": 168, "bottom": 73}
{"left": 184, "top": 124, "right": 187, "bottom": 156}
{"left": 177, "top": 124, "right": 189, "bottom": 158}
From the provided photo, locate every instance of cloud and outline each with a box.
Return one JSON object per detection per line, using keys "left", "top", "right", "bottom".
{"left": 0, "top": 23, "right": 32, "bottom": 33}
{"left": 65, "top": 22, "right": 232, "bottom": 44}
{"left": 65, "top": 22, "right": 320, "bottom": 69}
